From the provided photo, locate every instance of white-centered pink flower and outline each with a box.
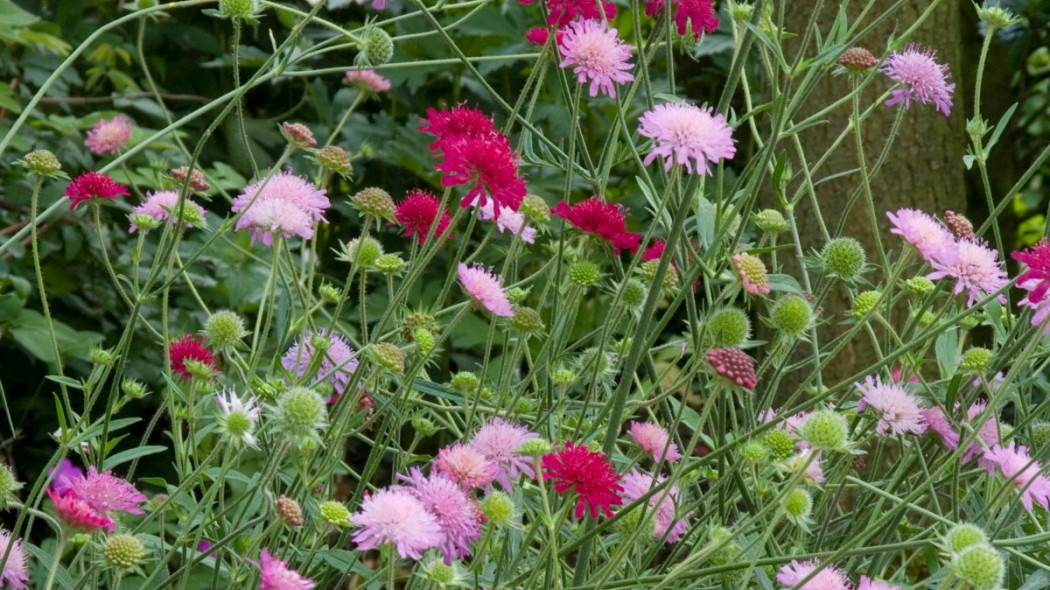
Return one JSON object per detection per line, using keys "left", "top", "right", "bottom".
{"left": 776, "top": 559, "right": 850, "bottom": 590}
{"left": 855, "top": 375, "right": 926, "bottom": 436}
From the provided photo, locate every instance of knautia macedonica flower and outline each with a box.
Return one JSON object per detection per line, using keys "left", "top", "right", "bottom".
{"left": 644, "top": 0, "right": 719, "bottom": 39}
{"left": 276, "top": 495, "right": 304, "bottom": 527}
{"left": 434, "top": 443, "right": 499, "bottom": 489}
{"left": 280, "top": 122, "right": 316, "bottom": 148}
{"left": 857, "top": 576, "right": 901, "bottom": 590}
{"left": 542, "top": 442, "right": 623, "bottom": 519}
{"left": 638, "top": 103, "right": 735, "bottom": 175}
{"left": 47, "top": 466, "right": 146, "bottom": 532}
{"left": 731, "top": 252, "right": 770, "bottom": 296}
{"left": 351, "top": 488, "right": 443, "bottom": 560}
{"left": 216, "top": 388, "right": 262, "bottom": 449}
{"left": 855, "top": 375, "right": 926, "bottom": 436}
{"left": 418, "top": 105, "right": 497, "bottom": 150}
{"left": 469, "top": 418, "right": 539, "bottom": 490}
{"left": 983, "top": 442, "right": 1050, "bottom": 510}
{"left": 258, "top": 549, "right": 315, "bottom": 590}
{"left": 0, "top": 528, "right": 29, "bottom": 590}
{"left": 232, "top": 171, "right": 330, "bottom": 245}
{"left": 618, "top": 470, "right": 688, "bottom": 543}
{"left": 457, "top": 263, "right": 514, "bottom": 317}
{"left": 786, "top": 449, "right": 825, "bottom": 485}
{"left": 523, "top": 0, "right": 615, "bottom": 27}
{"left": 776, "top": 559, "right": 850, "bottom": 590}
{"left": 1013, "top": 241, "right": 1050, "bottom": 332}
{"left": 707, "top": 347, "right": 757, "bottom": 389}
{"left": 345, "top": 69, "right": 391, "bottom": 93}
{"left": 921, "top": 406, "right": 960, "bottom": 450}
{"left": 886, "top": 208, "right": 954, "bottom": 262}
{"left": 838, "top": 47, "right": 879, "bottom": 71}
{"left": 64, "top": 172, "right": 129, "bottom": 210}
{"left": 399, "top": 467, "right": 482, "bottom": 564}
{"left": 169, "top": 335, "right": 218, "bottom": 381}
{"left": 47, "top": 487, "right": 114, "bottom": 531}
{"left": 477, "top": 200, "right": 536, "bottom": 243}
{"left": 85, "top": 115, "right": 132, "bottom": 155}
{"left": 435, "top": 134, "right": 527, "bottom": 216}
{"left": 928, "top": 239, "right": 1008, "bottom": 307}
{"left": 557, "top": 19, "right": 634, "bottom": 98}
{"left": 627, "top": 421, "right": 682, "bottom": 463}
{"left": 281, "top": 330, "right": 358, "bottom": 397}
{"left": 552, "top": 197, "right": 643, "bottom": 254}
{"left": 881, "top": 45, "right": 955, "bottom": 116}
{"left": 49, "top": 458, "right": 82, "bottom": 494}
{"left": 394, "top": 189, "right": 453, "bottom": 244}
{"left": 129, "top": 190, "right": 206, "bottom": 233}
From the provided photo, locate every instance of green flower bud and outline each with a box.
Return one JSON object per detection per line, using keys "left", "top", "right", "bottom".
{"left": 960, "top": 347, "right": 994, "bottom": 372}
{"left": 905, "top": 276, "right": 936, "bottom": 295}
{"left": 951, "top": 543, "right": 1005, "bottom": 590}
{"left": 70, "top": 533, "right": 91, "bottom": 547}
{"left": 91, "top": 347, "right": 117, "bottom": 366}
{"left": 821, "top": 238, "right": 866, "bottom": 280}
{"left": 273, "top": 387, "right": 327, "bottom": 445}
{"left": 118, "top": 379, "right": 145, "bottom": 401}
{"left": 739, "top": 440, "right": 769, "bottom": 464}
{"left": 781, "top": 488, "right": 813, "bottom": 527}
{"left": 511, "top": 306, "right": 545, "bottom": 334}
{"left": 410, "top": 414, "right": 438, "bottom": 437}
{"left": 103, "top": 534, "right": 147, "bottom": 568}
{"left": 361, "top": 27, "right": 394, "bottom": 66}
{"left": 1030, "top": 421, "right": 1050, "bottom": 450}
{"left": 129, "top": 213, "right": 162, "bottom": 232}
{"left": 427, "top": 561, "right": 458, "bottom": 586}
{"left": 516, "top": 438, "right": 553, "bottom": 456}
{"left": 852, "top": 290, "right": 882, "bottom": 318}
{"left": 204, "top": 310, "right": 248, "bottom": 350}
{"left": 19, "top": 149, "right": 63, "bottom": 177}
{"left": 318, "top": 501, "right": 352, "bottom": 528}
{"left": 959, "top": 313, "right": 981, "bottom": 330}
{"left": 184, "top": 359, "right": 214, "bottom": 382}
{"left": 480, "top": 491, "right": 514, "bottom": 526}
{"left": 569, "top": 260, "right": 601, "bottom": 288}
{"left": 920, "top": 310, "right": 937, "bottom": 326}
{"left": 620, "top": 279, "right": 647, "bottom": 310}
{"left": 413, "top": 327, "right": 436, "bottom": 356}
{"left": 705, "top": 307, "right": 751, "bottom": 348}
{"left": 730, "top": 3, "right": 755, "bottom": 22}
{"left": 375, "top": 254, "right": 406, "bottom": 275}
{"left": 370, "top": 342, "right": 405, "bottom": 374}
{"left": 352, "top": 187, "right": 396, "bottom": 219}
{"left": 450, "top": 372, "right": 480, "bottom": 395}
{"left": 977, "top": 5, "right": 1021, "bottom": 29}
{"left": 0, "top": 463, "right": 23, "bottom": 509}
{"left": 338, "top": 237, "right": 383, "bottom": 268}
{"left": 316, "top": 145, "right": 353, "bottom": 177}
{"left": 944, "top": 523, "right": 988, "bottom": 555}
{"left": 318, "top": 283, "right": 341, "bottom": 304}
{"left": 519, "top": 195, "right": 550, "bottom": 225}
{"left": 764, "top": 429, "right": 796, "bottom": 460}
{"left": 753, "top": 209, "right": 789, "bottom": 233}
{"left": 768, "top": 296, "right": 813, "bottom": 336}
{"left": 801, "top": 410, "right": 850, "bottom": 452}
{"left": 218, "top": 0, "right": 259, "bottom": 19}
{"left": 553, "top": 368, "right": 576, "bottom": 386}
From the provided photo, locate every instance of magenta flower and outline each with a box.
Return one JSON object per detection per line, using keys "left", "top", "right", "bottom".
{"left": 73, "top": 466, "right": 147, "bottom": 515}
{"left": 983, "top": 442, "right": 1050, "bottom": 510}
{"left": 928, "top": 239, "right": 1008, "bottom": 307}
{"left": 457, "top": 263, "right": 514, "bottom": 317}
{"left": 85, "top": 115, "right": 132, "bottom": 155}
{"left": 858, "top": 577, "right": 900, "bottom": 590}
{"left": 232, "top": 172, "right": 330, "bottom": 245}
{"left": 627, "top": 421, "right": 682, "bottom": 463}
{"left": 558, "top": 19, "right": 634, "bottom": 98}
{"left": 130, "top": 190, "right": 206, "bottom": 233}
{"left": 882, "top": 45, "right": 955, "bottom": 116}
{"left": 469, "top": 418, "right": 539, "bottom": 490}
{"left": 1013, "top": 241, "right": 1050, "bottom": 332}
{"left": 618, "top": 470, "right": 688, "bottom": 543}
{"left": 399, "top": 467, "right": 482, "bottom": 564}
{"left": 542, "top": 442, "right": 624, "bottom": 519}
{"left": 0, "top": 528, "right": 29, "bottom": 590}
{"left": 886, "top": 208, "right": 954, "bottom": 262}
{"left": 855, "top": 375, "right": 926, "bottom": 436}
{"left": 64, "top": 172, "right": 129, "bottom": 210}
{"left": 46, "top": 488, "right": 114, "bottom": 531}
{"left": 645, "top": 0, "right": 719, "bottom": 40}
{"left": 351, "top": 488, "right": 443, "bottom": 560}
{"left": 282, "top": 330, "right": 358, "bottom": 397}
{"left": 434, "top": 443, "right": 499, "bottom": 489}
{"left": 776, "top": 560, "right": 850, "bottom": 590}
{"left": 345, "top": 69, "right": 391, "bottom": 93}
{"left": 258, "top": 549, "right": 314, "bottom": 590}
{"left": 48, "top": 458, "right": 83, "bottom": 494}
{"left": 638, "top": 103, "right": 735, "bottom": 175}
{"left": 436, "top": 135, "right": 527, "bottom": 216}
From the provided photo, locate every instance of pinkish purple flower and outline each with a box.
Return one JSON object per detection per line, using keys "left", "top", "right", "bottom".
{"left": 130, "top": 190, "right": 206, "bottom": 233}
{"left": 855, "top": 375, "right": 926, "bottom": 436}
{"left": 0, "top": 528, "right": 28, "bottom": 590}
{"left": 886, "top": 208, "right": 954, "bottom": 261}
{"left": 469, "top": 418, "right": 538, "bottom": 490}
{"left": 928, "top": 239, "right": 1009, "bottom": 307}
{"left": 232, "top": 172, "right": 330, "bottom": 246}
{"left": 557, "top": 19, "right": 634, "bottom": 98}
{"left": 618, "top": 470, "right": 688, "bottom": 543}
{"left": 477, "top": 200, "right": 536, "bottom": 243}
{"left": 345, "top": 69, "right": 392, "bottom": 94}
{"left": 351, "top": 488, "right": 443, "bottom": 559}
{"left": 46, "top": 488, "right": 114, "bottom": 531}
{"left": 457, "top": 263, "right": 514, "bottom": 317}
{"left": 281, "top": 330, "right": 358, "bottom": 397}
{"left": 983, "top": 442, "right": 1050, "bottom": 510}
{"left": 258, "top": 549, "right": 314, "bottom": 590}
{"left": 627, "top": 421, "right": 682, "bottom": 463}
{"left": 776, "top": 559, "right": 850, "bottom": 590}
{"left": 48, "top": 458, "right": 83, "bottom": 494}
{"left": 786, "top": 450, "right": 825, "bottom": 485}
{"left": 963, "top": 401, "right": 1001, "bottom": 467}
{"left": 72, "top": 466, "right": 146, "bottom": 515}
{"left": 921, "top": 406, "right": 960, "bottom": 449}
{"left": 882, "top": 45, "right": 955, "bottom": 116}
{"left": 858, "top": 577, "right": 900, "bottom": 590}
{"left": 85, "top": 115, "right": 133, "bottom": 155}
{"left": 434, "top": 443, "right": 498, "bottom": 489}
{"left": 638, "top": 103, "right": 735, "bottom": 175}
{"left": 399, "top": 467, "right": 482, "bottom": 564}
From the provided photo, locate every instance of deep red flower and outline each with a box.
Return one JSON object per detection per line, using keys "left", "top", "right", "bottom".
{"left": 707, "top": 347, "right": 756, "bottom": 389}
{"left": 526, "top": 26, "right": 550, "bottom": 46}
{"left": 645, "top": 0, "right": 719, "bottom": 40}
{"left": 394, "top": 189, "right": 453, "bottom": 244}
{"left": 642, "top": 240, "right": 666, "bottom": 262}
{"left": 532, "top": 0, "right": 616, "bottom": 27}
{"left": 552, "top": 197, "right": 643, "bottom": 254}
{"left": 542, "top": 442, "right": 623, "bottom": 519}
{"left": 63, "top": 172, "right": 129, "bottom": 210}
{"left": 419, "top": 106, "right": 499, "bottom": 151}
{"left": 169, "top": 335, "right": 217, "bottom": 380}
{"left": 1012, "top": 241, "right": 1050, "bottom": 305}
{"left": 436, "top": 136, "right": 527, "bottom": 217}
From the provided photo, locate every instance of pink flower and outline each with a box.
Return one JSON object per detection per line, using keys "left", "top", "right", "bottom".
{"left": 1013, "top": 241, "right": 1050, "bottom": 332}
{"left": 551, "top": 197, "right": 642, "bottom": 254}
{"left": 258, "top": 549, "right": 314, "bottom": 590}
{"left": 627, "top": 421, "right": 682, "bottom": 463}
{"left": 525, "top": 26, "right": 550, "bottom": 45}
{"left": 787, "top": 450, "right": 825, "bottom": 485}
{"left": 855, "top": 375, "right": 926, "bottom": 436}
{"left": 457, "top": 264, "right": 514, "bottom": 317}
{"left": 48, "top": 458, "right": 83, "bottom": 494}
{"left": 351, "top": 488, "right": 443, "bottom": 559}
{"left": 232, "top": 172, "right": 330, "bottom": 245}
{"left": 236, "top": 199, "right": 314, "bottom": 245}
{"left": 345, "top": 69, "right": 391, "bottom": 93}
{"left": 645, "top": 0, "right": 719, "bottom": 40}
{"left": 72, "top": 466, "right": 147, "bottom": 515}
{"left": 85, "top": 115, "right": 132, "bottom": 155}
{"left": 558, "top": 19, "right": 634, "bottom": 99}
{"left": 419, "top": 106, "right": 497, "bottom": 152}
{"left": 707, "top": 347, "right": 757, "bottom": 389}
{"left": 963, "top": 401, "right": 1001, "bottom": 467}
{"left": 886, "top": 208, "right": 954, "bottom": 261}
{"left": 920, "top": 406, "right": 960, "bottom": 449}
{"left": 731, "top": 252, "right": 770, "bottom": 296}
{"left": 0, "top": 528, "right": 29, "bottom": 590}
{"left": 477, "top": 200, "right": 536, "bottom": 243}
{"left": 394, "top": 189, "right": 453, "bottom": 244}
{"left": 983, "top": 442, "right": 1050, "bottom": 510}
{"left": 434, "top": 442, "right": 499, "bottom": 489}
{"left": 928, "top": 239, "right": 1008, "bottom": 307}
{"left": 399, "top": 468, "right": 482, "bottom": 564}
{"left": 858, "top": 577, "right": 900, "bottom": 590}
{"left": 882, "top": 45, "right": 955, "bottom": 116}
{"left": 130, "top": 190, "right": 206, "bottom": 233}
{"left": 282, "top": 330, "right": 358, "bottom": 396}
{"left": 618, "top": 470, "right": 688, "bottom": 543}
{"left": 542, "top": 442, "right": 623, "bottom": 519}
{"left": 638, "top": 103, "right": 735, "bottom": 175}
{"left": 776, "top": 559, "right": 850, "bottom": 590}
{"left": 64, "top": 172, "right": 129, "bottom": 210}
{"left": 46, "top": 488, "right": 114, "bottom": 531}
{"left": 469, "top": 418, "right": 539, "bottom": 490}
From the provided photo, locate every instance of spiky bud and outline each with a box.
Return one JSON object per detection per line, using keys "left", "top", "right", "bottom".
{"left": 569, "top": 260, "right": 601, "bottom": 287}
{"left": 427, "top": 561, "right": 458, "bottom": 586}
{"left": 410, "top": 414, "right": 438, "bottom": 437}
{"left": 130, "top": 213, "right": 162, "bottom": 232}
{"left": 520, "top": 195, "right": 550, "bottom": 225}
{"left": 516, "top": 438, "right": 553, "bottom": 457}
{"left": 801, "top": 410, "right": 850, "bottom": 452}
{"left": 730, "top": 3, "right": 754, "bottom": 21}
{"left": 837, "top": 47, "right": 878, "bottom": 71}
{"left": 20, "top": 149, "right": 63, "bottom": 177}
{"left": 507, "top": 287, "right": 527, "bottom": 303}
{"left": 768, "top": 296, "right": 813, "bottom": 336}
{"left": 781, "top": 488, "right": 813, "bottom": 526}
{"left": 511, "top": 306, "right": 545, "bottom": 334}
{"left": 375, "top": 254, "right": 406, "bottom": 275}
{"left": 338, "top": 237, "right": 383, "bottom": 268}
{"left": 103, "top": 534, "right": 146, "bottom": 568}
{"left": 171, "top": 166, "right": 210, "bottom": 192}
{"left": 638, "top": 260, "right": 680, "bottom": 291}
{"left": 280, "top": 122, "right": 316, "bottom": 148}
{"left": 706, "top": 307, "right": 751, "bottom": 348}
{"left": 219, "top": 0, "right": 260, "bottom": 19}
{"left": 413, "top": 327, "right": 436, "bottom": 356}
{"left": 976, "top": 5, "right": 1021, "bottom": 29}
{"left": 905, "top": 277, "right": 936, "bottom": 296}
{"left": 1031, "top": 422, "right": 1050, "bottom": 450}
{"left": 753, "top": 209, "right": 789, "bottom": 233}
{"left": 318, "top": 501, "right": 352, "bottom": 528}
{"left": 764, "top": 429, "right": 796, "bottom": 460}
{"left": 480, "top": 491, "right": 514, "bottom": 526}
{"left": 370, "top": 342, "right": 405, "bottom": 374}
{"left": 944, "top": 523, "right": 989, "bottom": 555}
{"left": 951, "top": 543, "right": 1004, "bottom": 590}
{"left": 315, "top": 145, "right": 353, "bottom": 177}
{"left": 121, "top": 379, "right": 147, "bottom": 400}
{"left": 276, "top": 495, "right": 304, "bottom": 527}
{"left": 852, "top": 290, "right": 882, "bottom": 318}
{"left": 450, "top": 372, "right": 479, "bottom": 395}
{"left": 91, "top": 347, "right": 117, "bottom": 366}
{"left": 362, "top": 27, "right": 394, "bottom": 66}
{"left": 553, "top": 368, "right": 576, "bottom": 386}
{"left": 945, "top": 211, "right": 975, "bottom": 241}
{"left": 739, "top": 440, "right": 769, "bottom": 464}
{"left": 352, "top": 187, "right": 396, "bottom": 219}
{"left": 821, "top": 238, "right": 866, "bottom": 280}
{"left": 204, "top": 310, "right": 248, "bottom": 350}
{"left": 0, "top": 463, "right": 23, "bottom": 509}
{"left": 960, "top": 347, "right": 994, "bottom": 372}
{"left": 273, "top": 387, "right": 327, "bottom": 445}
{"left": 318, "top": 283, "right": 341, "bottom": 304}
{"left": 620, "top": 279, "right": 647, "bottom": 310}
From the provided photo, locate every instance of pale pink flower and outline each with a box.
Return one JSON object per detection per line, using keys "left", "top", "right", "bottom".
{"left": 85, "top": 115, "right": 132, "bottom": 155}
{"left": 232, "top": 172, "right": 330, "bottom": 245}
{"left": 983, "top": 442, "right": 1050, "bottom": 510}
{"left": 258, "top": 549, "right": 314, "bottom": 590}
{"left": 786, "top": 450, "right": 825, "bottom": 485}
{"left": 855, "top": 375, "right": 926, "bottom": 436}
{"left": 345, "top": 69, "right": 391, "bottom": 93}
{"left": 234, "top": 198, "right": 313, "bottom": 245}
{"left": 618, "top": 470, "right": 688, "bottom": 543}
{"left": 477, "top": 200, "right": 536, "bottom": 243}
{"left": 776, "top": 559, "right": 850, "bottom": 590}
{"left": 0, "top": 528, "right": 29, "bottom": 590}
{"left": 558, "top": 19, "right": 634, "bottom": 98}
{"left": 928, "top": 240, "right": 1009, "bottom": 307}
{"left": 882, "top": 45, "right": 955, "bottom": 116}
{"left": 638, "top": 103, "right": 736, "bottom": 175}
{"left": 457, "top": 263, "right": 514, "bottom": 317}
{"left": 469, "top": 418, "right": 538, "bottom": 490}
{"left": 963, "top": 401, "right": 1001, "bottom": 467}
{"left": 434, "top": 443, "right": 498, "bottom": 489}
{"left": 886, "top": 208, "right": 953, "bottom": 261}
{"left": 130, "top": 190, "right": 206, "bottom": 232}
{"left": 920, "top": 406, "right": 960, "bottom": 449}
{"left": 627, "top": 421, "right": 682, "bottom": 463}
{"left": 351, "top": 488, "right": 443, "bottom": 559}
{"left": 399, "top": 467, "right": 482, "bottom": 564}
{"left": 858, "top": 577, "right": 900, "bottom": 590}
{"left": 216, "top": 388, "right": 262, "bottom": 449}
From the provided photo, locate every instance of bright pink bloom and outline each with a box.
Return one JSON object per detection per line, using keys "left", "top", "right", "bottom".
{"left": 400, "top": 467, "right": 482, "bottom": 564}
{"left": 434, "top": 442, "right": 499, "bottom": 489}
{"left": 85, "top": 115, "right": 132, "bottom": 155}
{"left": 963, "top": 401, "right": 1001, "bottom": 467}
{"left": 638, "top": 103, "right": 735, "bottom": 175}
{"left": 1013, "top": 241, "right": 1050, "bottom": 332}
{"left": 169, "top": 335, "right": 218, "bottom": 380}
{"left": 558, "top": 19, "right": 634, "bottom": 99}
{"left": 0, "top": 528, "right": 29, "bottom": 590}
{"left": 858, "top": 577, "right": 900, "bottom": 590}
{"left": 477, "top": 200, "right": 536, "bottom": 243}
{"left": 419, "top": 106, "right": 498, "bottom": 151}
{"left": 457, "top": 263, "right": 514, "bottom": 317}
{"left": 232, "top": 172, "right": 330, "bottom": 245}
{"left": 237, "top": 199, "right": 314, "bottom": 244}
{"left": 855, "top": 375, "right": 926, "bottom": 436}
{"left": 627, "top": 421, "right": 682, "bottom": 463}
{"left": 707, "top": 347, "right": 757, "bottom": 389}
{"left": 130, "top": 190, "right": 205, "bottom": 233}
{"left": 523, "top": 0, "right": 616, "bottom": 27}
{"left": 345, "top": 69, "right": 391, "bottom": 93}
{"left": 983, "top": 442, "right": 1050, "bottom": 510}
{"left": 645, "top": 0, "right": 719, "bottom": 39}
{"left": 882, "top": 45, "right": 955, "bottom": 116}
{"left": 552, "top": 197, "right": 642, "bottom": 254}
{"left": 469, "top": 418, "right": 539, "bottom": 490}
{"left": 920, "top": 406, "right": 960, "bottom": 449}
{"left": 928, "top": 239, "right": 1008, "bottom": 307}
{"left": 46, "top": 488, "right": 114, "bottom": 531}
{"left": 282, "top": 330, "right": 358, "bottom": 396}
{"left": 351, "top": 488, "right": 443, "bottom": 559}
{"left": 258, "top": 549, "right": 315, "bottom": 590}
{"left": 394, "top": 189, "right": 453, "bottom": 244}
{"left": 525, "top": 27, "right": 549, "bottom": 45}
{"left": 64, "top": 172, "right": 129, "bottom": 210}
{"left": 618, "top": 470, "right": 688, "bottom": 543}
{"left": 776, "top": 559, "right": 850, "bottom": 590}
{"left": 642, "top": 240, "right": 666, "bottom": 262}
{"left": 436, "top": 135, "right": 527, "bottom": 216}
{"left": 542, "top": 442, "right": 623, "bottom": 519}
{"left": 49, "top": 458, "right": 83, "bottom": 494}
{"left": 886, "top": 208, "right": 954, "bottom": 261}
{"left": 72, "top": 466, "right": 146, "bottom": 515}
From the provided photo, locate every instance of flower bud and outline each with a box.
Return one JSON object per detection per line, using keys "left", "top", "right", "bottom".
{"left": 731, "top": 252, "right": 770, "bottom": 296}
{"left": 20, "top": 149, "right": 63, "bottom": 176}
{"left": 91, "top": 347, "right": 117, "bottom": 366}
{"left": 410, "top": 414, "right": 438, "bottom": 437}
{"left": 318, "top": 501, "right": 352, "bottom": 528}
{"left": 204, "top": 310, "right": 248, "bottom": 351}
{"left": 318, "top": 283, "right": 341, "bottom": 304}
{"left": 70, "top": 533, "right": 91, "bottom": 547}
{"left": 781, "top": 488, "right": 813, "bottom": 527}
{"left": 516, "top": 438, "right": 553, "bottom": 457}
{"left": 753, "top": 209, "right": 789, "bottom": 233}
{"left": 705, "top": 307, "right": 751, "bottom": 348}
{"left": 837, "top": 47, "right": 878, "bottom": 71}
{"left": 370, "top": 342, "right": 405, "bottom": 374}
{"left": 944, "top": 523, "right": 988, "bottom": 555}
{"left": 764, "top": 429, "right": 796, "bottom": 460}
{"left": 361, "top": 27, "right": 394, "bottom": 66}
{"left": 739, "top": 440, "right": 769, "bottom": 464}
{"left": 338, "top": 237, "right": 383, "bottom": 268}
{"left": 976, "top": 5, "right": 1021, "bottom": 29}
{"left": 960, "top": 347, "right": 994, "bottom": 372}
{"left": 801, "top": 410, "right": 850, "bottom": 452}
{"left": 315, "top": 145, "right": 353, "bottom": 177}
{"left": 730, "top": 3, "right": 754, "bottom": 22}
{"left": 121, "top": 378, "right": 147, "bottom": 400}
{"left": 951, "top": 543, "right": 1004, "bottom": 590}
{"left": 171, "top": 166, "right": 210, "bottom": 192}
{"left": 218, "top": 0, "right": 259, "bottom": 19}
{"left": 944, "top": 210, "right": 975, "bottom": 241}
{"left": 103, "top": 534, "right": 146, "bottom": 568}
{"left": 276, "top": 495, "right": 304, "bottom": 527}
{"left": 130, "top": 213, "right": 162, "bottom": 232}
{"left": 374, "top": 254, "right": 406, "bottom": 275}
{"left": 273, "top": 387, "right": 327, "bottom": 445}
{"left": 480, "top": 491, "right": 514, "bottom": 526}
{"left": 450, "top": 372, "right": 480, "bottom": 395}
{"left": 821, "top": 237, "right": 866, "bottom": 280}
{"left": 905, "top": 276, "right": 935, "bottom": 295}
{"left": 620, "top": 278, "right": 647, "bottom": 310}
{"left": 0, "top": 463, "right": 23, "bottom": 509}
{"left": 553, "top": 368, "right": 576, "bottom": 386}
{"left": 413, "top": 327, "right": 436, "bottom": 356}
{"left": 568, "top": 260, "right": 601, "bottom": 287}
{"left": 768, "top": 296, "right": 813, "bottom": 336}
{"left": 511, "top": 306, "right": 546, "bottom": 334}
{"left": 852, "top": 290, "right": 882, "bottom": 318}
{"left": 352, "top": 187, "right": 396, "bottom": 219}
{"left": 1031, "top": 421, "right": 1050, "bottom": 450}
{"left": 427, "top": 561, "right": 458, "bottom": 586}
{"left": 280, "top": 122, "right": 316, "bottom": 148}
{"left": 519, "top": 195, "right": 550, "bottom": 225}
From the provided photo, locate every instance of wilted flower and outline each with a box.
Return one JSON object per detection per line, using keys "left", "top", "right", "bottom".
{"left": 345, "top": 69, "right": 391, "bottom": 93}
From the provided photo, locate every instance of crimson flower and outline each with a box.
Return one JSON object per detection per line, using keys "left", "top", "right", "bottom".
{"left": 436, "top": 136, "right": 527, "bottom": 216}
{"left": 169, "top": 334, "right": 218, "bottom": 380}
{"left": 419, "top": 106, "right": 498, "bottom": 151}
{"left": 394, "top": 189, "right": 452, "bottom": 244}
{"left": 64, "top": 172, "right": 129, "bottom": 210}
{"left": 642, "top": 240, "right": 666, "bottom": 262}
{"left": 542, "top": 442, "right": 623, "bottom": 519}
{"left": 1013, "top": 241, "right": 1050, "bottom": 305}
{"left": 645, "top": 0, "right": 719, "bottom": 40}
{"left": 523, "top": 0, "right": 615, "bottom": 27}
{"left": 552, "top": 197, "right": 643, "bottom": 254}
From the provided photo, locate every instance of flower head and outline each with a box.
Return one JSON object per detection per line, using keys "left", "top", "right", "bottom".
{"left": 646, "top": 0, "right": 719, "bottom": 39}
{"left": 64, "top": 172, "right": 129, "bottom": 210}
{"left": 394, "top": 189, "right": 453, "bottom": 244}
{"left": 281, "top": 330, "right": 358, "bottom": 397}
{"left": 216, "top": 388, "right": 262, "bottom": 449}
{"left": 542, "top": 442, "right": 623, "bottom": 519}
{"left": 882, "top": 45, "right": 955, "bottom": 116}
{"left": 731, "top": 252, "right": 770, "bottom": 296}
{"left": 776, "top": 559, "right": 850, "bottom": 590}
{"left": 1013, "top": 241, "right": 1050, "bottom": 332}
{"left": 47, "top": 487, "right": 113, "bottom": 531}
{"left": 921, "top": 406, "right": 960, "bottom": 449}
{"left": 85, "top": 115, "right": 133, "bottom": 155}
{"left": 638, "top": 103, "right": 735, "bottom": 175}
{"left": 434, "top": 443, "right": 499, "bottom": 489}
{"left": 707, "top": 347, "right": 757, "bottom": 389}
{"left": 534, "top": 0, "right": 615, "bottom": 27}
{"left": 399, "top": 468, "right": 482, "bottom": 564}
{"left": 351, "top": 488, "right": 443, "bottom": 560}
{"left": 857, "top": 577, "right": 900, "bottom": 590}
{"left": 435, "top": 135, "right": 527, "bottom": 216}
{"left": 258, "top": 549, "right": 315, "bottom": 590}
{"left": 477, "top": 200, "right": 536, "bottom": 243}
{"left": 963, "top": 401, "right": 1001, "bottom": 466}
{"left": 928, "top": 239, "right": 1008, "bottom": 307}
{"left": 130, "top": 190, "right": 206, "bottom": 233}
{"left": 619, "top": 470, "right": 688, "bottom": 543}
{"left": 457, "top": 264, "right": 514, "bottom": 317}
{"left": 0, "top": 528, "right": 29, "bottom": 590}
{"left": 419, "top": 106, "right": 498, "bottom": 151}
{"left": 983, "top": 442, "right": 1050, "bottom": 510}
{"left": 232, "top": 172, "right": 330, "bottom": 245}
{"left": 169, "top": 335, "right": 218, "bottom": 381}
{"left": 558, "top": 19, "right": 634, "bottom": 98}
{"left": 49, "top": 458, "right": 84, "bottom": 494}
{"left": 627, "top": 421, "right": 682, "bottom": 463}
{"left": 345, "top": 69, "right": 391, "bottom": 93}
{"left": 552, "top": 197, "right": 642, "bottom": 254}
{"left": 72, "top": 466, "right": 146, "bottom": 515}
{"left": 886, "top": 208, "right": 954, "bottom": 261}
{"left": 469, "top": 418, "right": 539, "bottom": 490}
{"left": 855, "top": 375, "right": 926, "bottom": 436}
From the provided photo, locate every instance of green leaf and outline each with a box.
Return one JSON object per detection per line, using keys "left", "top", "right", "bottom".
{"left": 10, "top": 309, "right": 103, "bottom": 363}
{"left": 103, "top": 445, "right": 168, "bottom": 470}
{"left": 46, "top": 375, "right": 84, "bottom": 390}
{"left": 0, "top": 0, "right": 39, "bottom": 27}
{"left": 935, "top": 328, "right": 958, "bottom": 378}
{"left": 985, "top": 102, "right": 1018, "bottom": 153}
{"left": 767, "top": 274, "right": 803, "bottom": 294}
